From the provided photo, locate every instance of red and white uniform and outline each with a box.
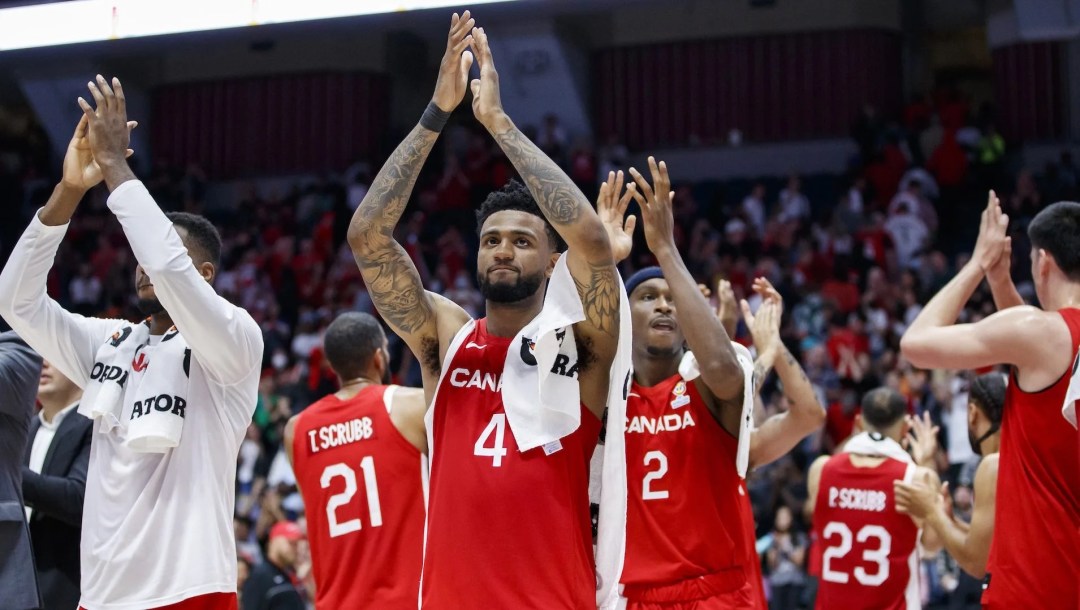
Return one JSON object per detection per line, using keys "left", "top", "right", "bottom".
{"left": 292, "top": 385, "right": 426, "bottom": 610}
{"left": 812, "top": 448, "right": 919, "bottom": 610}
{"left": 622, "top": 372, "right": 750, "bottom": 607}
{"left": 983, "top": 309, "right": 1080, "bottom": 609}
{"left": 422, "top": 319, "right": 601, "bottom": 609}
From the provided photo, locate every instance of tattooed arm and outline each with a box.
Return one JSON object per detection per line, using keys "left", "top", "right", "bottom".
{"left": 741, "top": 278, "right": 825, "bottom": 469}
{"left": 347, "top": 12, "right": 474, "bottom": 386}
{"left": 629, "top": 158, "right": 744, "bottom": 419}
{"left": 469, "top": 27, "right": 617, "bottom": 415}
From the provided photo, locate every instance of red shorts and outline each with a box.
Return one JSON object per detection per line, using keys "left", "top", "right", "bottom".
{"left": 624, "top": 568, "right": 753, "bottom": 610}
{"left": 81, "top": 592, "right": 238, "bottom": 610}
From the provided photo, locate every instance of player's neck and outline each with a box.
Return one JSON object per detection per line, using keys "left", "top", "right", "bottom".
{"left": 847, "top": 453, "right": 888, "bottom": 468}
{"left": 334, "top": 375, "right": 379, "bottom": 400}
{"left": 980, "top": 434, "right": 1000, "bottom": 456}
{"left": 149, "top": 312, "right": 173, "bottom": 335}
{"left": 484, "top": 298, "right": 543, "bottom": 338}
{"left": 632, "top": 348, "right": 682, "bottom": 387}
{"left": 1045, "top": 280, "right": 1080, "bottom": 308}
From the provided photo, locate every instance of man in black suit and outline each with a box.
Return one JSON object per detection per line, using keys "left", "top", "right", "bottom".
{"left": 0, "top": 330, "right": 43, "bottom": 610}
{"left": 23, "top": 359, "right": 90, "bottom": 610}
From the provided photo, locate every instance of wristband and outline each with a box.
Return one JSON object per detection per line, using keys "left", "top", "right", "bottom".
{"left": 420, "top": 101, "right": 451, "bottom": 133}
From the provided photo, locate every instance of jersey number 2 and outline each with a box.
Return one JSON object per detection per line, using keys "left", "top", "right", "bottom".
{"left": 321, "top": 457, "right": 383, "bottom": 538}
{"left": 643, "top": 450, "right": 670, "bottom": 500}
{"left": 821, "top": 522, "right": 891, "bottom": 586}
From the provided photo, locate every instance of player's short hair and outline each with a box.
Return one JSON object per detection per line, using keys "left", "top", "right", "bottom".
{"left": 323, "top": 312, "right": 385, "bottom": 380}
{"left": 167, "top": 212, "right": 222, "bottom": 267}
{"left": 476, "top": 179, "right": 566, "bottom": 253}
{"left": 1028, "top": 201, "right": 1080, "bottom": 281}
{"left": 969, "top": 372, "right": 1006, "bottom": 426}
{"left": 860, "top": 387, "right": 907, "bottom": 430}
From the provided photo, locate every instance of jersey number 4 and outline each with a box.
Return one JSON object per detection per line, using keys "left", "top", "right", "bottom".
{"left": 474, "top": 414, "right": 509, "bottom": 467}
{"left": 321, "top": 457, "right": 383, "bottom": 538}
{"left": 821, "top": 521, "right": 891, "bottom": 586}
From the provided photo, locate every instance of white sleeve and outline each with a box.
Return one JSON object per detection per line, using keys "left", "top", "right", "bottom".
{"left": 107, "top": 180, "right": 263, "bottom": 386}
{"left": 0, "top": 213, "right": 122, "bottom": 388}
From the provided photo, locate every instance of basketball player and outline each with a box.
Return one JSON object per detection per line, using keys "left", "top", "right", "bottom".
{"left": 900, "top": 192, "right": 1080, "bottom": 608}
{"left": 806, "top": 388, "right": 942, "bottom": 610}
{"left": 602, "top": 158, "right": 746, "bottom": 607}
{"left": 598, "top": 170, "right": 825, "bottom": 609}
{"left": 348, "top": 14, "right": 622, "bottom": 608}
{"left": 283, "top": 312, "right": 427, "bottom": 609}
{"left": 893, "top": 372, "right": 1004, "bottom": 579}
{"left": 0, "top": 77, "right": 262, "bottom": 609}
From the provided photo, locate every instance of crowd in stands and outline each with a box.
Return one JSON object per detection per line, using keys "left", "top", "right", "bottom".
{"left": 1, "top": 85, "right": 1075, "bottom": 608}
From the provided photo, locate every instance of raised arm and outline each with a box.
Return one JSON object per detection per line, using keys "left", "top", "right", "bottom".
{"left": 0, "top": 116, "right": 127, "bottom": 387}
{"left": 900, "top": 191, "right": 1070, "bottom": 374}
{"left": 629, "top": 158, "right": 744, "bottom": 404}
{"left": 742, "top": 278, "right": 825, "bottom": 469}
{"left": 81, "top": 76, "right": 262, "bottom": 386}
{"left": 469, "top": 27, "right": 619, "bottom": 349}
{"left": 971, "top": 191, "right": 1024, "bottom": 310}
{"left": 347, "top": 13, "right": 474, "bottom": 379}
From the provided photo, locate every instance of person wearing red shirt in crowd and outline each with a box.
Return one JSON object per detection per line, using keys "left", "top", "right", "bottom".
{"left": 902, "top": 192, "right": 1080, "bottom": 609}
{"left": 927, "top": 130, "right": 968, "bottom": 189}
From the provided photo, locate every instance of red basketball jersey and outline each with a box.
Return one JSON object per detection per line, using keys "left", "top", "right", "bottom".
{"left": 982, "top": 308, "right": 1080, "bottom": 609}
{"left": 621, "top": 373, "right": 748, "bottom": 590}
{"left": 812, "top": 452, "right": 919, "bottom": 610}
{"left": 738, "top": 484, "right": 768, "bottom": 610}
{"left": 292, "top": 386, "right": 426, "bottom": 610}
{"left": 421, "top": 319, "right": 601, "bottom": 609}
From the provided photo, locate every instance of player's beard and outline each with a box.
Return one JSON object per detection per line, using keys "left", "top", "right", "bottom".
{"left": 478, "top": 268, "right": 545, "bottom": 303}
{"left": 137, "top": 297, "right": 166, "bottom": 317}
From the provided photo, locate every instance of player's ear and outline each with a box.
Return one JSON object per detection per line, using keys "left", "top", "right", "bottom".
{"left": 546, "top": 252, "right": 559, "bottom": 278}
{"left": 853, "top": 413, "right": 864, "bottom": 433}
{"left": 1037, "top": 248, "right": 1056, "bottom": 279}
{"left": 198, "top": 261, "right": 215, "bottom": 284}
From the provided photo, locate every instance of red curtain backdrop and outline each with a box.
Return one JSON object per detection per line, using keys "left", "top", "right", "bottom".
{"left": 992, "top": 41, "right": 1064, "bottom": 142}
{"left": 151, "top": 72, "right": 389, "bottom": 178}
{"left": 593, "top": 29, "right": 902, "bottom": 148}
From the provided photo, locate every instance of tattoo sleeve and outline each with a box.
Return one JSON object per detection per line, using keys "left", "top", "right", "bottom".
{"left": 573, "top": 262, "right": 620, "bottom": 338}
{"left": 492, "top": 126, "right": 587, "bottom": 228}
{"left": 349, "top": 124, "right": 439, "bottom": 335}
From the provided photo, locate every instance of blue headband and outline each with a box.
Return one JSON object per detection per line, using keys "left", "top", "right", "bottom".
{"left": 624, "top": 266, "right": 665, "bottom": 296}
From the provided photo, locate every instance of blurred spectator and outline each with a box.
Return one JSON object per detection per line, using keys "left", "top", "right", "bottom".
{"left": 241, "top": 521, "right": 306, "bottom": 610}
{"left": 764, "top": 505, "right": 809, "bottom": 610}
{"left": 778, "top": 174, "right": 810, "bottom": 224}
{"left": 885, "top": 202, "right": 929, "bottom": 270}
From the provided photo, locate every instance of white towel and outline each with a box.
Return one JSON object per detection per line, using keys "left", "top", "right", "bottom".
{"left": 81, "top": 322, "right": 192, "bottom": 452}
{"left": 842, "top": 431, "right": 914, "bottom": 464}
{"left": 501, "top": 253, "right": 587, "bottom": 451}
{"left": 595, "top": 274, "right": 632, "bottom": 610}
{"left": 1063, "top": 351, "right": 1080, "bottom": 428}
{"left": 676, "top": 343, "right": 756, "bottom": 478}
{"left": 81, "top": 321, "right": 150, "bottom": 429}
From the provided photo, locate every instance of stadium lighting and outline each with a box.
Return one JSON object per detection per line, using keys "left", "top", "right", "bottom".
{"left": 0, "top": 0, "right": 517, "bottom": 52}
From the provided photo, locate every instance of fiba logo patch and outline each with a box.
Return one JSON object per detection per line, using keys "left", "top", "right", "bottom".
{"left": 670, "top": 380, "right": 690, "bottom": 409}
